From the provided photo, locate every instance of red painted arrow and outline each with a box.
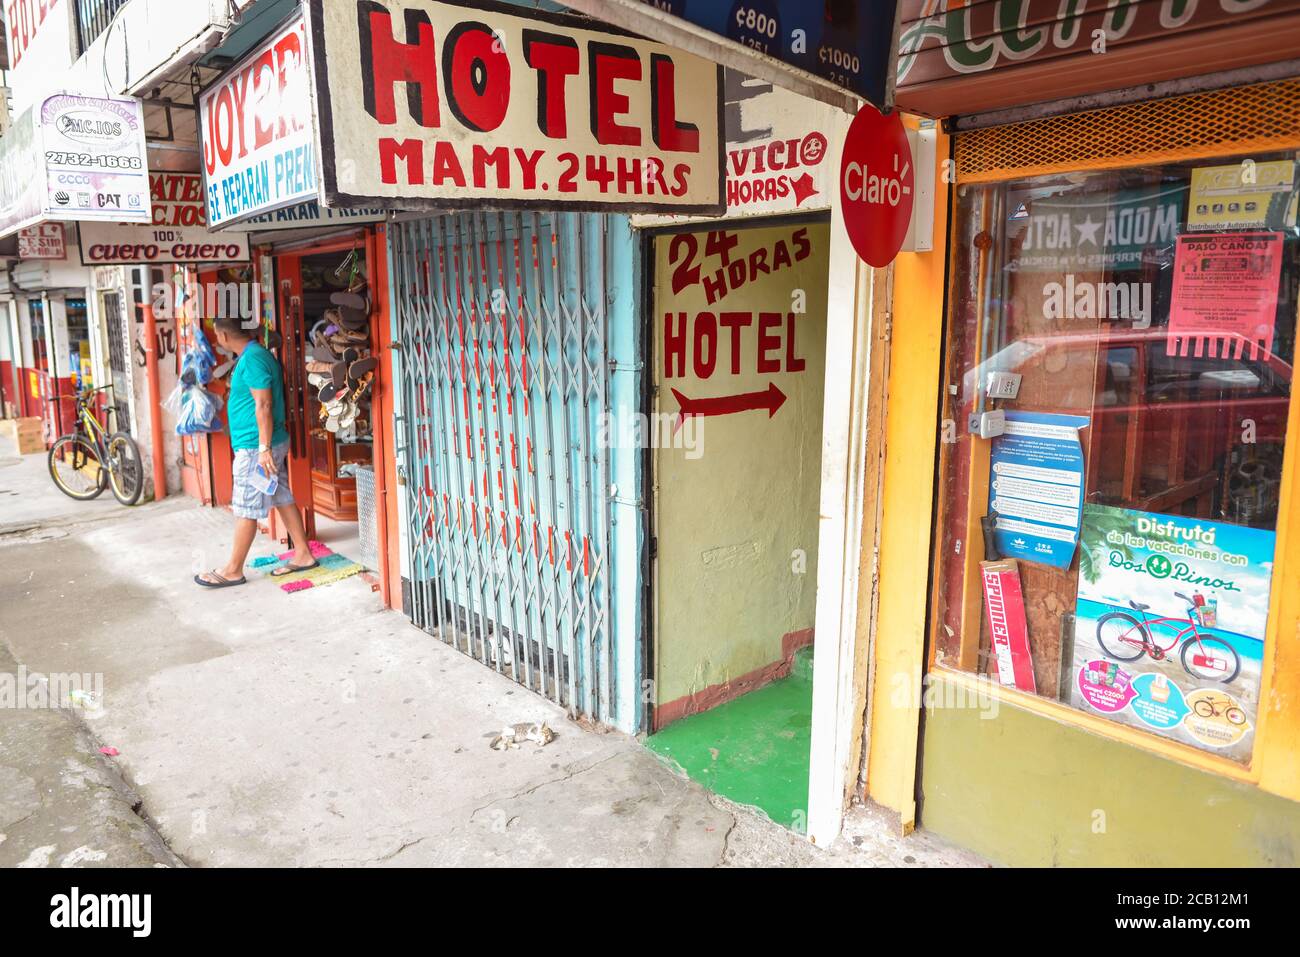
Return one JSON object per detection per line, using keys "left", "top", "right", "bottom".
{"left": 671, "top": 382, "right": 787, "bottom": 420}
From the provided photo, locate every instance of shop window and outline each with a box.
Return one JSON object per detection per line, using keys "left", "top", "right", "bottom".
{"left": 933, "top": 149, "right": 1300, "bottom": 763}
{"left": 66, "top": 299, "right": 91, "bottom": 388}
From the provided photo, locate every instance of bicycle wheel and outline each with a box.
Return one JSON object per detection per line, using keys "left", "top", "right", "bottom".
{"left": 1181, "top": 636, "right": 1241, "bottom": 683}
{"left": 1095, "top": 612, "right": 1148, "bottom": 661}
{"left": 1193, "top": 699, "right": 1214, "bottom": 718}
{"left": 47, "top": 434, "right": 107, "bottom": 500}
{"left": 105, "top": 432, "right": 145, "bottom": 506}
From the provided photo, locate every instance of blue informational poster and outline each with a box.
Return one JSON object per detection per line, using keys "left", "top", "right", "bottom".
{"left": 987, "top": 411, "right": 1090, "bottom": 569}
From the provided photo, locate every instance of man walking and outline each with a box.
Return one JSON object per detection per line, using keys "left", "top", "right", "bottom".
{"left": 194, "top": 318, "right": 318, "bottom": 587}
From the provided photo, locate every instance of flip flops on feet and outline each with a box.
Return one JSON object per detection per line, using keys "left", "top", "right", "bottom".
{"left": 270, "top": 559, "right": 320, "bottom": 577}
{"left": 194, "top": 570, "right": 246, "bottom": 588}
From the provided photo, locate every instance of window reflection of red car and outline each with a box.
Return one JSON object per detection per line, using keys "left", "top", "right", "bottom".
{"left": 965, "top": 329, "right": 1292, "bottom": 525}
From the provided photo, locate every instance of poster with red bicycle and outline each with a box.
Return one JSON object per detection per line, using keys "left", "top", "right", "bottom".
{"left": 1071, "top": 504, "right": 1277, "bottom": 761}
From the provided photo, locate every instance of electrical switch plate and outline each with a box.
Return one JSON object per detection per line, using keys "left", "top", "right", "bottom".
{"left": 969, "top": 409, "right": 1006, "bottom": 438}
{"left": 986, "top": 371, "right": 1022, "bottom": 399}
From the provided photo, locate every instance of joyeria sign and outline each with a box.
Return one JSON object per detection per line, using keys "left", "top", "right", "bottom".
{"left": 839, "top": 106, "right": 913, "bottom": 267}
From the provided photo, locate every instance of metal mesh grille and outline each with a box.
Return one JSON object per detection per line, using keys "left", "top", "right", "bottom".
{"left": 390, "top": 212, "right": 615, "bottom": 724}
{"left": 956, "top": 79, "right": 1300, "bottom": 184}
{"left": 356, "top": 465, "right": 378, "bottom": 569}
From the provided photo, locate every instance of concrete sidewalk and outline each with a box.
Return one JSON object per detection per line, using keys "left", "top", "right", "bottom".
{"left": 0, "top": 433, "right": 984, "bottom": 867}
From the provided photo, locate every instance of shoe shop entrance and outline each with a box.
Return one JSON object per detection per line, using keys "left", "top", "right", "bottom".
{"left": 389, "top": 211, "right": 641, "bottom": 730}
{"left": 270, "top": 232, "right": 386, "bottom": 576}
{"left": 189, "top": 226, "right": 398, "bottom": 601}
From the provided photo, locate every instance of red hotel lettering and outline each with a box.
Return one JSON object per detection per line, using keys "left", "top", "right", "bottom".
{"left": 590, "top": 42, "right": 641, "bottom": 146}
{"left": 650, "top": 54, "right": 699, "bottom": 153}
{"left": 7, "top": 0, "right": 60, "bottom": 67}
{"left": 359, "top": 2, "right": 440, "bottom": 126}
{"left": 523, "top": 31, "right": 580, "bottom": 137}
{"left": 357, "top": 0, "right": 701, "bottom": 148}
{"left": 663, "top": 311, "right": 803, "bottom": 379}
{"left": 443, "top": 22, "right": 510, "bottom": 132}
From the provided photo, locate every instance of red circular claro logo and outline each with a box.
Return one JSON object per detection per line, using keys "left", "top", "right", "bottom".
{"left": 839, "top": 106, "right": 914, "bottom": 267}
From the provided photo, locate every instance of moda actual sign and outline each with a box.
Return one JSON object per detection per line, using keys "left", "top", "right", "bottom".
{"left": 78, "top": 172, "right": 251, "bottom": 265}
{"left": 305, "top": 0, "right": 724, "bottom": 213}
{"left": 199, "top": 15, "right": 319, "bottom": 228}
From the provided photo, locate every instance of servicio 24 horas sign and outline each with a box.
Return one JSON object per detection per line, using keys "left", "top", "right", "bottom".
{"left": 305, "top": 0, "right": 724, "bottom": 214}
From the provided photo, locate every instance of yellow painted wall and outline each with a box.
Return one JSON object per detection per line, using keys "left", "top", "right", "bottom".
{"left": 864, "top": 122, "right": 951, "bottom": 826}
{"left": 653, "top": 221, "right": 829, "bottom": 708}
{"left": 921, "top": 675, "right": 1300, "bottom": 866}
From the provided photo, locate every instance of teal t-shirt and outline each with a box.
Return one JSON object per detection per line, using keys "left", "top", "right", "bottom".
{"left": 227, "top": 341, "right": 290, "bottom": 451}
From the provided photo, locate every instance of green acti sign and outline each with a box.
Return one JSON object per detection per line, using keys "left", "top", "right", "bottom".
{"left": 897, "top": 0, "right": 1262, "bottom": 85}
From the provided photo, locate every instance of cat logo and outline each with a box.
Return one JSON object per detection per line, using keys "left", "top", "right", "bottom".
{"left": 97, "top": 193, "right": 122, "bottom": 208}
{"left": 1009, "top": 202, "right": 1029, "bottom": 220}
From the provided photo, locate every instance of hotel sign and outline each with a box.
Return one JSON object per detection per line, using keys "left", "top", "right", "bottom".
{"left": 305, "top": 0, "right": 724, "bottom": 214}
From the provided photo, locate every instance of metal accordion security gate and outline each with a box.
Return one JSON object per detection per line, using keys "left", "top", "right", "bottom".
{"left": 390, "top": 212, "right": 619, "bottom": 725}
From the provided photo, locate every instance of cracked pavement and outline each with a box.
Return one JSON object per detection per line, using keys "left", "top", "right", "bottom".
{"left": 0, "top": 434, "right": 984, "bottom": 868}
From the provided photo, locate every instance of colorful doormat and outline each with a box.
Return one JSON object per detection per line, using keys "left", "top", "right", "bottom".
{"left": 250, "top": 540, "right": 366, "bottom": 593}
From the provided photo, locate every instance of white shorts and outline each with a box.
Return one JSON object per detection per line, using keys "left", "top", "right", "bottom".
{"left": 231, "top": 442, "right": 296, "bottom": 519}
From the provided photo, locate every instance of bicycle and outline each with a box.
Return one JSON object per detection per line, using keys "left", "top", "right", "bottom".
{"left": 47, "top": 386, "right": 145, "bottom": 506}
{"left": 1095, "top": 592, "right": 1241, "bottom": 683}
{"left": 1192, "top": 693, "right": 1247, "bottom": 726}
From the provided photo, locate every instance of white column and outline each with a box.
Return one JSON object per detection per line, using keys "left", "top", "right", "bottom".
{"left": 806, "top": 108, "right": 876, "bottom": 847}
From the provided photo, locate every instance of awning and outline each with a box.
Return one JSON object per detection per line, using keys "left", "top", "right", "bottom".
{"left": 894, "top": 0, "right": 1300, "bottom": 119}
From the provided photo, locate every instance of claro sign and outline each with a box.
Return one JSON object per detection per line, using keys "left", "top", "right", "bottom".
{"left": 78, "top": 172, "right": 251, "bottom": 265}
{"left": 199, "top": 15, "right": 318, "bottom": 228}
{"left": 305, "top": 0, "right": 724, "bottom": 214}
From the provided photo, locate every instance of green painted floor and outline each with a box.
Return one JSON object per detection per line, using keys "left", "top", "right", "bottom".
{"left": 646, "top": 648, "right": 813, "bottom": 832}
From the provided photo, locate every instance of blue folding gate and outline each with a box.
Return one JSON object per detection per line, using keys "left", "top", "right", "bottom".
{"left": 389, "top": 212, "right": 638, "bottom": 727}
